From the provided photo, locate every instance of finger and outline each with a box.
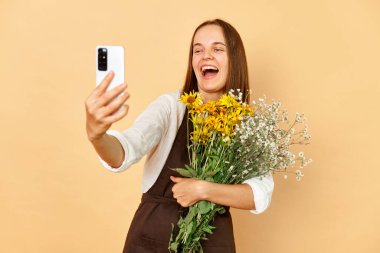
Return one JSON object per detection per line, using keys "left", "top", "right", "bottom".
{"left": 101, "top": 91, "right": 130, "bottom": 117}
{"left": 89, "top": 82, "right": 127, "bottom": 111}
{"left": 87, "top": 71, "right": 116, "bottom": 106}
{"left": 94, "top": 70, "right": 115, "bottom": 96}
{"left": 170, "top": 176, "right": 183, "bottom": 183}
{"left": 95, "top": 82, "right": 128, "bottom": 110}
{"left": 103, "top": 104, "right": 129, "bottom": 124}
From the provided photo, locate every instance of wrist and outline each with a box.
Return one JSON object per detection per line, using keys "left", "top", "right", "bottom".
{"left": 199, "top": 180, "right": 213, "bottom": 201}
{"left": 89, "top": 133, "right": 106, "bottom": 143}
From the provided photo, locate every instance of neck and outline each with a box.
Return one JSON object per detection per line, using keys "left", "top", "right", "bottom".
{"left": 199, "top": 91, "right": 223, "bottom": 103}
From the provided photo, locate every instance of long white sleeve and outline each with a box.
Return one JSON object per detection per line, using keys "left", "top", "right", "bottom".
{"left": 98, "top": 93, "right": 171, "bottom": 173}
{"left": 243, "top": 172, "right": 274, "bottom": 214}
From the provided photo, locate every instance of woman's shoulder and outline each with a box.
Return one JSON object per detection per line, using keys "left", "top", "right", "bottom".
{"left": 151, "top": 89, "right": 185, "bottom": 119}
{"left": 152, "top": 89, "right": 182, "bottom": 108}
{"left": 156, "top": 89, "right": 181, "bottom": 102}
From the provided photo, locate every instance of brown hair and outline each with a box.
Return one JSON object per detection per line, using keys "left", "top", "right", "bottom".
{"left": 182, "top": 19, "right": 250, "bottom": 102}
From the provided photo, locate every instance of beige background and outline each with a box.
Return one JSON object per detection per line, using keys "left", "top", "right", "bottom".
{"left": 1, "top": 0, "right": 379, "bottom": 252}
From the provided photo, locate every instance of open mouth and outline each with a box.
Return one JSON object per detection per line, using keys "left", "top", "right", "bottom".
{"left": 201, "top": 65, "right": 219, "bottom": 78}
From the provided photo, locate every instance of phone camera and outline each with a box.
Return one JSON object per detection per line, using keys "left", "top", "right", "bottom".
{"left": 98, "top": 48, "right": 107, "bottom": 71}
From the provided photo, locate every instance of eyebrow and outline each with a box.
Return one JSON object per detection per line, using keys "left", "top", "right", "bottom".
{"left": 193, "top": 42, "right": 226, "bottom": 47}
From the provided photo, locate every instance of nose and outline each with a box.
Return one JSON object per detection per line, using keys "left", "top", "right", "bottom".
{"left": 202, "top": 48, "right": 214, "bottom": 60}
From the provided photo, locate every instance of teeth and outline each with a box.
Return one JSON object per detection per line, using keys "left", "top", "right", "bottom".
{"left": 201, "top": 65, "right": 218, "bottom": 72}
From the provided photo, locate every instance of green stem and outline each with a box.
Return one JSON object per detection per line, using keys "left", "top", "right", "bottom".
{"left": 180, "top": 206, "right": 222, "bottom": 252}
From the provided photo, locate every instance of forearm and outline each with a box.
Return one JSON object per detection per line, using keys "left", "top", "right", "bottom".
{"left": 202, "top": 182, "right": 255, "bottom": 210}
{"left": 90, "top": 134, "right": 125, "bottom": 168}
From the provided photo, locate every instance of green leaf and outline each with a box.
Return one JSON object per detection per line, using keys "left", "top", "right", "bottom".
{"left": 184, "top": 207, "right": 197, "bottom": 223}
{"left": 203, "top": 226, "right": 214, "bottom": 234}
{"left": 169, "top": 241, "right": 178, "bottom": 251}
{"left": 172, "top": 168, "right": 193, "bottom": 178}
{"left": 184, "top": 164, "right": 197, "bottom": 177}
{"left": 198, "top": 200, "right": 212, "bottom": 215}
{"left": 204, "top": 170, "right": 217, "bottom": 177}
{"left": 186, "top": 221, "right": 194, "bottom": 235}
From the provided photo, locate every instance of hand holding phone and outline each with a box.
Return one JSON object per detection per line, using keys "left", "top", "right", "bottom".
{"left": 84, "top": 46, "right": 129, "bottom": 142}
{"left": 96, "top": 45, "right": 126, "bottom": 116}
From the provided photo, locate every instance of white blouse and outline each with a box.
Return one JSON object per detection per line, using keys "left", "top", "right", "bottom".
{"left": 98, "top": 89, "right": 274, "bottom": 214}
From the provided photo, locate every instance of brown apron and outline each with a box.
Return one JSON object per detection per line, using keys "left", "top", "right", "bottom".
{"left": 122, "top": 109, "right": 236, "bottom": 253}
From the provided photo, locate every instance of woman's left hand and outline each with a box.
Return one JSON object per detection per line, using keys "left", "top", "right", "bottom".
{"left": 170, "top": 176, "right": 208, "bottom": 207}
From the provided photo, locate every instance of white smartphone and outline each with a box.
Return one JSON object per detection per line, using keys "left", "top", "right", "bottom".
{"left": 96, "top": 45, "right": 125, "bottom": 92}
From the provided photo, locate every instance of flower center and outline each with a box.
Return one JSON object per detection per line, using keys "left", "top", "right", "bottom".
{"left": 187, "top": 97, "right": 196, "bottom": 103}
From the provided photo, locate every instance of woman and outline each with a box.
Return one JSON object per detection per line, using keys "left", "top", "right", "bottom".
{"left": 85, "top": 19, "right": 274, "bottom": 253}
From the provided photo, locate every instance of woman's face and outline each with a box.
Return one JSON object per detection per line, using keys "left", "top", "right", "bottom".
{"left": 192, "top": 25, "right": 228, "bottom": 101}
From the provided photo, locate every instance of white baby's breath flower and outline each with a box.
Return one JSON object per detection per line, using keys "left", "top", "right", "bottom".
{"left": 174, "top": 91, "right": 312, "bottom": 251}
{"left": 223, "top": 136, "right": 231, "bottom": 143}
{"left": 295, "top": 170, "right": 304, "bottom": 181}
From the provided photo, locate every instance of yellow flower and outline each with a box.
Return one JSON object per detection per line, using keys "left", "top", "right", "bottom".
{"left": 185, "top": 91, "right": 254, "bottom": 145}
{"left": 219, "top": 94, "right": 239, "bottom": 108}
{"left": 204, "top": 115, "right": 217, "bottom": 129}
{"left": 191, "top": 114, "right": 204, "bottom": 126}
{"left": 203, "top": 101, "right": 217, "bottom": 114}
{"left": 180, "top": 91, "right": 202, "bottom": 108}
{"left": 245, "top": 105, "right": 254, "bottom": 116}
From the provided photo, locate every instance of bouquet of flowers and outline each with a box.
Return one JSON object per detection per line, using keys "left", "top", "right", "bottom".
{"left": 168, "top": 90, "right": 312, "bottom": 253}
